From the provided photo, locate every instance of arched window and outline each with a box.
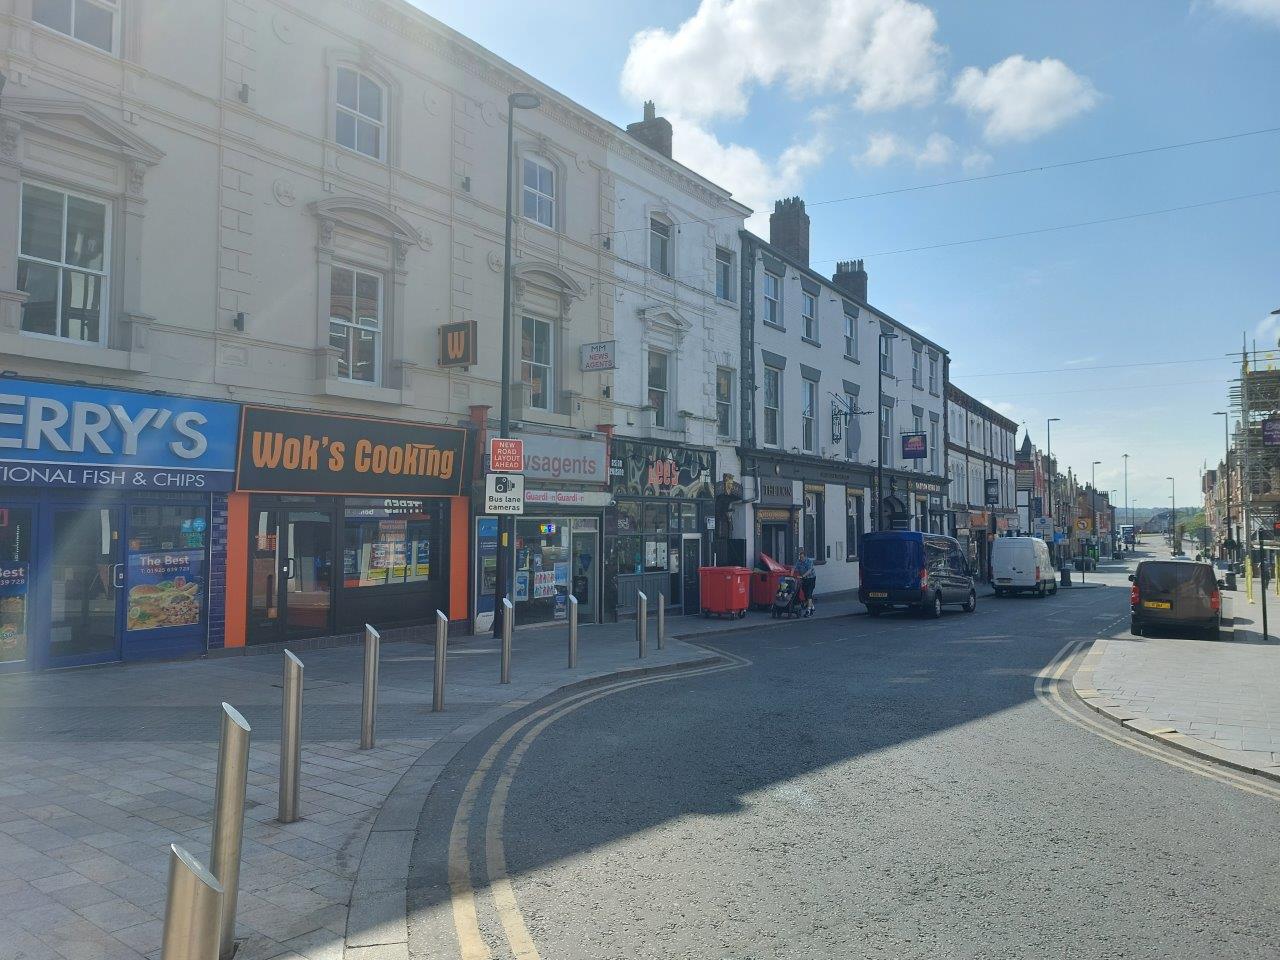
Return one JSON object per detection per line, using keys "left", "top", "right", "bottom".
{"left": 335, "top": 66, "right": 386, "bottom": 160}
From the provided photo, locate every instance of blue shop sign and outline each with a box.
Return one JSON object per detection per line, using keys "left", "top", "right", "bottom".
{"left": 0, "top": 378, "right": 238, "bottom": 491}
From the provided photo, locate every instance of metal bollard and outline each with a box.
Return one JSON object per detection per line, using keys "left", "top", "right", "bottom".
{"left": 210, "top": 704, "right": 250, "bottom": 960}
{"left": 361, "top": 624, "right": 380, "bottom": 749}
{"left": 568, "top": 595, "right": 578, "bottom": 669}
{"left": 501, "top": 598, "right": 513, "bottom": 684}
{"left": 278, "top": 651, "right": 303, "bottom": 824}
{"left": 637, "top": 591, "right": 647, "bottom": 658}
{"left": 161, "top": 844, "right": 224, "bottom": 960}
{"left": 657, "top": 593, "right": 665, "bottom": 650}
{"left": 433, "top": 610, "right": 447, "bottom": 712}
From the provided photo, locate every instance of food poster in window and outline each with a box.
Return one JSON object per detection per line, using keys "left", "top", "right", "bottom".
{"left": 609, "top": 439, "right": 714, "bottom": 499}
{"left": 0, "top": 562, "right": 29, "bottom": 663}
{"left": 126, "top": 550, "right": 205, "bottom": 632}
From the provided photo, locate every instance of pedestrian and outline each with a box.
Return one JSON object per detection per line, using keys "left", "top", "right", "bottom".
{"left": 793, "top": 548, "right": 816, "bottom": 616}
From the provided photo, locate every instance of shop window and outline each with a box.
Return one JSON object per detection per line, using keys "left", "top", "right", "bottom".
{"left": 329, "top": 264, "right": 383, "bottom": 384}
{"left": 521, "top": 315, "right": 554, "bottom": 410}
{"left": 335, "top": 66, "right": 386, "bottom": 160}
{"left": 763, "top": 365, "right": 782, "bottom": 447}
{"left": 648, "top": 349, "right": 670, "bottom": 427}
{"left": 33, "top": 0, "right": 117, "bottom": 53}
{"left": 804, "top": 489, "right": 825, "bottom": 562}
{"left": 342, "top": 499, "right": 443, "bottom": 587}
{"left": 613, "top": 500, "right": 671, "bottom": 574}
{"left": 0, "top": 507, "right": 34, "bottom": 664}
{"left": 522, "top": 157, "right": 556, "bottom": 229}
{"left": 125, "top": 505, "right": 209, "bottom": 633}
{"left": 18, "top": 182, "right": 110, "bottom": 344}
{"left": 846, "top": 490, "right": 865, "bottom": 560}
{"left": 715, "top": 366, "right": 734, "bottom": 439}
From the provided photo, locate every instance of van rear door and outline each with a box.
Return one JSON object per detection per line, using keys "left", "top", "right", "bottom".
{"left": 862, "top": 536, "right": 920, "bottom": 592}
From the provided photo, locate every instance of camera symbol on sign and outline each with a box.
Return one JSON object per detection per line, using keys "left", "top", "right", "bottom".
{"left": 492, "top": 475, "right": 515, "bottom": 494}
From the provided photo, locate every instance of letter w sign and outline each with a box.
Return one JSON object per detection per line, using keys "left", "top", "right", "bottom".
{"left": 438, "top": 321, "right": 478, "bottom": 368}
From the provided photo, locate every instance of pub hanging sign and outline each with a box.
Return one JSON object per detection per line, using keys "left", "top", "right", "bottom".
{"left": 438, "top": 320, "right": 479, "bottom": 368}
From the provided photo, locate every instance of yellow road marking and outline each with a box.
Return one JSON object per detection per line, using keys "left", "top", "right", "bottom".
{"left": 448, "top": 650, "right": 750, "bottom": 959}
{"left": 1036, "top": 640, "right": 1280, "bottom": 802}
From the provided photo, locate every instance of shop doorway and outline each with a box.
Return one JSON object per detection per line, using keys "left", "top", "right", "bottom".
{"left": 571, "top": 530, "right": 599, "bottom": 624}
{"left": 681, "top": 535, "right": 701, "bottom": 614}
{"left": 248, "top": 506, "right": 335, "bottom": 644}
{"left": 760, "top": 522, "right": 790, "bottom": 563}
{"left": 48, "top": 505, "right": 122, "bottom": 667}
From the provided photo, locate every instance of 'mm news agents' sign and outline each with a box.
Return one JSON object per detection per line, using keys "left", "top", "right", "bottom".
{"left": 0, "top": 378, "right": 238, "bottom": 490}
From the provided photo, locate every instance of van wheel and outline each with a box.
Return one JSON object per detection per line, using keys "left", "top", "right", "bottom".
{"left": 867, "top": 605, "right": 882, "bottom": 617}
{"left": 928, "top": 593, "right": 943, "bottom": 619}
{"left": 963, "top": 591, "right": 977, "bottom": 613}
{"left": 1130, "top": 620, "right": 1142, "bottom": 637}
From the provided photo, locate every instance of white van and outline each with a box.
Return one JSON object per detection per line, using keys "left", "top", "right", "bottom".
{"left": 992, "top": 536, "right": 1058, "bottom": 597}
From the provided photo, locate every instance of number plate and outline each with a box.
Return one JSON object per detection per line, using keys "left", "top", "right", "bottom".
{"left": 1142, "top": 600, "right": 1171, "bottom": 609}
{"left": 868, "top": 591, "right": 888, "bottom": 598}
{"left": 996, "top": 578, "right": 1012, "bottom": 583}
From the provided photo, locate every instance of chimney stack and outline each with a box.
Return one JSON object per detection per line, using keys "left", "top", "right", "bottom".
{"left": 769, "top": 197, "right": 809, "bottom": 267}
{"left": 832, "top": 259, "right": 868, "bottom": 302}
{"left": 626, "top": 100, "right": 673, "bottom": 159}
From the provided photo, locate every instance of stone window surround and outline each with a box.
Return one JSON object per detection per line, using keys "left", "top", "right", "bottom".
{"left": 309, "top": 196, "right": 423, "bottom": 405}
{"left": 645, "top": 206, "right": 675, "bottom": 277}
{"left": 23, "top": 0, "right": 139, "bottom": 60}
{"left": 512, "top": 261, "right": 585, "bottom": 420}
{"left": 0, "top": 96, "right": 162, "bottom": 374}
{"left": 324, "top": 49, "right": 402, "bottom": 169}
{"left": 635, "top": 303, "right": 690, "bottom": 435}
{"left": 516, "top": 139, "right": 568, "bottom": 235}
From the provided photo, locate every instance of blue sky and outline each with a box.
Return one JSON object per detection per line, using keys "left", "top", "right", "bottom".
{"left": 415, "top": 0, "right": 1279, "bottom": 510}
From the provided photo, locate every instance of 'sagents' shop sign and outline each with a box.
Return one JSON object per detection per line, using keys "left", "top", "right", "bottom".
{"left": 520, "top": 433, "right": 608, "bottom": 484}
{"left": 236, "top": 406, "right": 469, "bottom": 497}
{"left": 610, "top": 439, "right": 714, "bottom": 499}
{"left": 0, "top": 378, "right": 238, "bottom": 490}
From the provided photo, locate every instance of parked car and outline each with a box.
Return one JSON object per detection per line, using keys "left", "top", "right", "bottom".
{"left": 859, "top": 531, "right": 977, "bottom": 618}
{"left": 1129, "top": 559, "right": 1223, "bottom": 640}
{"left": 991, "top": 536, "right": 1058, "bottom": 597}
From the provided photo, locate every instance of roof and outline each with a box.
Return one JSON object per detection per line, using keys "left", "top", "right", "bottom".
{"left": 946, "top": 383, "right": 1019, "bottom": 430}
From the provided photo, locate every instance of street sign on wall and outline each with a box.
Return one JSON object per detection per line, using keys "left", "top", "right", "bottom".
{"left": 984, "top": 478, "right": 1000, "bottom": 505}
{"left": 485, "top": 473, "right": 524, "bottom": 513}
{"left": 579, "top": 341, "right": 617, "bottom": 371}
{"left": 901, "top": 432, "right": 927, "bottom": 460}
{"left": 488, "top": 438, "right": 524, "bottom": 473}
{"left": 438, "top": 321, "right": 478, "bottom": 367}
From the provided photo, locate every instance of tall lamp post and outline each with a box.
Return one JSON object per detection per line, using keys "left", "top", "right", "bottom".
{"left": 873, "top": 325, "right": 900, "bottom": 531}
{"left": 1046, "top": 417, "right": 1061, "bottom": 559}
{"left": 493, "top": 91, "right": 542, "bottom": 636}
{"left": 1122, "top": 452, "right": 1130, "bottom": 543}
{"left": 1091, "top": 461, "right": 1101, "bottom": 558}
{"left": 1214, "top": 411, "right": 1232, "bottom": 562}
{"left": 1166, "top": 476, "right": 1176, "bottom": 551}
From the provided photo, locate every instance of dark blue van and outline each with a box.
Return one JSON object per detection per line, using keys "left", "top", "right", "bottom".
{"left": 859, "top": 531, "right": 978, "bottom": 618}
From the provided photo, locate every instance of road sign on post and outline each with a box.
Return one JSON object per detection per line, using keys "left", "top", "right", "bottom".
{"left": 485, "top": 473, "right": 525, "bottom": 514}
{"left": 489, "top": 437, "right": 524, "bottom": 473}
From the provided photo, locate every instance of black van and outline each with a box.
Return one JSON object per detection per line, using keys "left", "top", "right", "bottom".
{"left": 1129, "top": 560, "right": 1222, "bottom": 640}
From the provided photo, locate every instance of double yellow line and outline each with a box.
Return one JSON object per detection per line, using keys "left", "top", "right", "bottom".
{"left": 447, "top": 648, "right": 752, "bottom": 960}
{"left": 1036, "top": 640, "right": 1280, "bottom": 802}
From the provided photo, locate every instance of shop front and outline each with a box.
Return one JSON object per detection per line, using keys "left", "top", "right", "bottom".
{"left": 473, "top": 431, "right": 610, "bottom": 632}
{"left": 606, "top": 438, "right": 715, "bottom": 619}
{"left": 0, "top": 377, "right": 239, "bottom": 671}
{"left": 225, "top": 406, "right": 471, "bottom": 648}
{"left": 909, "top": 478, "right": 949, "bottom": 534}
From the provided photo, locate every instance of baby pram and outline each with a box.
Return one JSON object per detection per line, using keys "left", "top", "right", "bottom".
{"left": 771, "top": 574, "right": 812, "bottom": 619}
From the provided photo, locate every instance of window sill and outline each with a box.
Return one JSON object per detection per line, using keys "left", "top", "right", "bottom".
{"left": 844, "top": 355, "right": 860, "bottom": 364}
{"left": 801, "top": 337, "right": 821, "bottom": 348}
{"left": 763, "top": 321, "right": 786, "bottom": 332}
{"left": 31, "top": 22, "right": 119, "bottom": 59}
{"left": 332, "top": 142, "right": 388, "bottom": 167}
{"left": 319, "top": 376, "right": 406, "bottom": 406}
{"left": 714, "top": 295, "right": 737, "bottom": 307}
{"left": 0, "top": 329, "right": 148, "bottom": 373}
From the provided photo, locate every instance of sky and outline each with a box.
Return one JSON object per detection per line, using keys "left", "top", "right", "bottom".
{"left": 414, "top": 0, "right": 1280, "bottom": 510}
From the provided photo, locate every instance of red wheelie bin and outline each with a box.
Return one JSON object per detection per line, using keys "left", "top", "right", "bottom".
{"left": 750, "top": 553, "right": 793, "bottom": 610}
{"left": 699, "top": 566, "right": 751, "bottom": 618}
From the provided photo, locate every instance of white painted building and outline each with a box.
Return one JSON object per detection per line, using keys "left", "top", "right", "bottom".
{"left": 945, "top": 382, "right": 1019, "bottom": 573}
{"left": 737, "top": 199, "right": 949, "bottom": 596}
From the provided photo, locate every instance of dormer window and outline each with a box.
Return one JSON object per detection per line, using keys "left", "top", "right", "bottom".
{"left": 522, "top": 158, "right": 556, "bottom": 229}
{"left": 335, "top": 67, "right": 385, "bottom": 160}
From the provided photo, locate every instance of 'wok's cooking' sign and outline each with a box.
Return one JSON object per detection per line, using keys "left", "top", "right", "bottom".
{"left": 236, "top": 406, "right": 470, "bottom": 497}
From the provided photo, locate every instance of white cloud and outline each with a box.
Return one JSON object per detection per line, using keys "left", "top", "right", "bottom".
{"left": 1210, "top": 0, "right": 1280, "bottom": 26}
{"left": 856, "top": 131, "right": 955, "bottom": 167}
{"left": 962, "top": 149, "right": 993, "bottom": 172}
{"left": 672, "top": 115, "right": 828, "bottom": 230}
{"left": 952, "top": 55, "right": 1099, "bottom": 142}
{"left": 621, "top": 0, "right": 944, "bottom": 122}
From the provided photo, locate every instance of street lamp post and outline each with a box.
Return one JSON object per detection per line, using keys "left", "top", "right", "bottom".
{"left": 1166, "top": 476, "right": 1176, "bottom": 551}
{"left": 493, "top": 91, "right": 542, "bottom": 637}
{"left": 1046, "top": 417, "right": 1061, "bottom": 561}
{"left": 873, "top": 326, "right": 899, "bottom": 532}
{"left": 1122, "top": 452, "right": 1130, "bottom": 544}
{"left": 1091, "top": 461, "right": 1101, "bottom": 560}
{"left": 1214, "top": 411, "right": 1232, "bottom": 562}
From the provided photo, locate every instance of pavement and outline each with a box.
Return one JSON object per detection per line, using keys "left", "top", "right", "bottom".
{"left": 408, "top": 565, "right": 1280, "bottom": 959}
{"left": 1070, "top": 544, "right": 1280, "bottom": 781}
{"left": 0, "top": 604, "right": 819, "bottom": 960}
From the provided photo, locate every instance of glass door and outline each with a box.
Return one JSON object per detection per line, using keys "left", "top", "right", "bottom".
{"left": 49, "top": 505, "right": 122, "bottom": 666}
{"left": 681, "top": 536, "right": 702, "bottom": 615}
{"left": 571, "top": 530, "right": 598, "bottom": 624}
{"left": 249, "top": 506, "right": 334, "bottom": 644}
{"left": 0, "top": 506, "right": 35, "bottom": 669}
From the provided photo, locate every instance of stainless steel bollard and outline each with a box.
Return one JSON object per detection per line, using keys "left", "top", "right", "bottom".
{"left": 568, "top": 595, "right": 578, "bottom": 669}
{"left": 637, "top": 591, "right": 647, "bottom": 658}
{"left": 278, "top": 651, "right": 303, "bottom": 824}
{"left": 210, "top": 703, "right": 250, "bottom": 960}
{"left": 361, "top": 624, "right": 380, "bottom": 750}
{"left": 161, "top": 844, "right": 224, "bottom": 960}
{"left": 433, "top": 610, "right": 447, "bottom": 712}
{"left": 657, "top": 592, "right": 665, "bottom": 650}
{"left": 501, "top": 598, "right": 513, "bottom": 684}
